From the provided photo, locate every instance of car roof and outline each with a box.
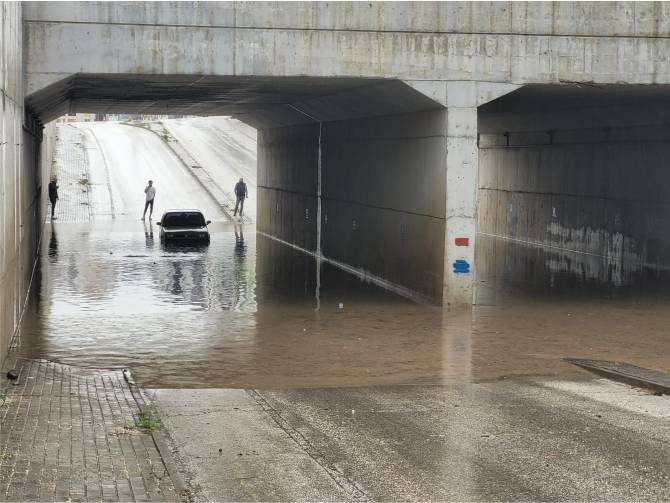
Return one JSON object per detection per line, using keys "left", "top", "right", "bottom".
{"left": 162, "top": 209, "right": 205, "bottom": 214}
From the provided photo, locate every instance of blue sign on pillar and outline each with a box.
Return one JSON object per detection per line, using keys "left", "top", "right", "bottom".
{"left": 452, "top": 259, "right": 470, "bottom": 274}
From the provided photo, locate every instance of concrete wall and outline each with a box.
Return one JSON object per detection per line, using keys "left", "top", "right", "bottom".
{"left": 258, "top": 109, "right": 447, "bottom": 302}
{"left": 478, "top": 89, "right": 670, "bottom": 288}
{"left": 321, "top": 110, "right": 446, "bottom": 302}
{"left": 0, "top": 2, "right": 48, "bottom": 364}
{"left": 257, "top": 123, "right": 320, "bottom": 253}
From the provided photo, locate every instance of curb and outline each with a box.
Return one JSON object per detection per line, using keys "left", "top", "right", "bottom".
{"left": 564, "top": 358, "right": 670, "bottom": 395}
{"left": 123, "top": 369, "right": 192, "bottom": 502}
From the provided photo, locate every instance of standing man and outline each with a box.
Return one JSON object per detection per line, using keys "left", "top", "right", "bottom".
{"left": 143, "top": 180, "right": 156, "bottom": 220}
{"left": 48, "top": 178, "right": 58, "bottom": 220}
{"left": 234, "top": 178, "right": 248, "bottom": 218}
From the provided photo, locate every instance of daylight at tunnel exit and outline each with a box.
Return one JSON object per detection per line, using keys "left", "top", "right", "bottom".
{"left": 2, "top": 1, "right": 670, "bottom": 502}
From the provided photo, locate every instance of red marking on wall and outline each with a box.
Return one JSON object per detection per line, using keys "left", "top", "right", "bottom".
{"left": 455, "top": 237, "right": 469, "bottom": 247}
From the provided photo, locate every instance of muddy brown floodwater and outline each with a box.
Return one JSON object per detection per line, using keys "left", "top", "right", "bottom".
{"left": 15, "top": 222, "right": 670, "bottom": 388}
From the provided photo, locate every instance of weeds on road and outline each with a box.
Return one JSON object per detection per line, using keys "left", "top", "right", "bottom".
{"left": 136, "top": 410, "right": 161, "bottom": 432}
{"left": 159, "top": 130, "right": 174, "bottom": 143}
{"left": 0, "top": 390, "right": 6, "bottom": 404}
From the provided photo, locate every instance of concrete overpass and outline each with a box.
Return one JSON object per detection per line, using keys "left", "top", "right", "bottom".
{"left": 5, "top": 1, "right": 670, "bottom": 360}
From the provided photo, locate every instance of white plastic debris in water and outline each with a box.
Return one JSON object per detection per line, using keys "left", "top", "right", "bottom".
{"left": 337, "top": 302, "right": 344, "bottom": 310}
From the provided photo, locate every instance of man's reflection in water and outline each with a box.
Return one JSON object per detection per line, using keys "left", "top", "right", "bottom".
{"left": 233, "top": 224, "right": 248, "bottom": 309}
{"left": 234, "top": 224, "right": 245, "bottom": 258}
{"left": 143, "top": 220, "right": 154, "bottom": 249}
{"left": 48, "top": 225, "right": 58, "bottom": 263}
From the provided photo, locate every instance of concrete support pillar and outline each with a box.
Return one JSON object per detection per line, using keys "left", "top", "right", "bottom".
{"left": 441, "top": 82, "right": 521, "bottom": 305}
{"left": 444, "top": 105, "right": 478, "bottom": 305}
{"left": 405, "top": 80, "right": 520, "bottom": 305}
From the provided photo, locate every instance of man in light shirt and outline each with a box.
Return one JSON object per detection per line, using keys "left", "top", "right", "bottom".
{"left": 142, "top": 180, "right": 156, "bottom": 220}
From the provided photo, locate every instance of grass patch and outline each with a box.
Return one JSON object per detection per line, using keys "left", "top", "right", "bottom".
{"left": 136, "top": 411, "right": 160, "bottom": 432}
{"left": 0, "top": 390, "right": 6, "bottom": 403}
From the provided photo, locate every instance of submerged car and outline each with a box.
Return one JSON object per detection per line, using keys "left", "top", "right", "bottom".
{"left": 156, "top": 210, "right": 211, "bottom": 242}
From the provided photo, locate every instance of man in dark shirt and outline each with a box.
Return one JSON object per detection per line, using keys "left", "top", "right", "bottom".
{"left": 234, "top": 178, "right": 248, "bottom": 218}
{"left": 48, "top": 178, "right": 59, "bottom": 219}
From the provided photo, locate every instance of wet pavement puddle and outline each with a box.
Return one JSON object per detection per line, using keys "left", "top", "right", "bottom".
{"left": 14, "top": 222, "right": 670, "bottom": 389}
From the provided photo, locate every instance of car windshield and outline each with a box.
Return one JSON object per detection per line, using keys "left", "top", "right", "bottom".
{"left": 162, "top": 212, "right": 206, "bottom": 229}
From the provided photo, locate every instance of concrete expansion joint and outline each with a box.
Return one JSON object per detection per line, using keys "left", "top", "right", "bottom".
{"left": 245, "top": 389, "right": 372, "bottom": 501}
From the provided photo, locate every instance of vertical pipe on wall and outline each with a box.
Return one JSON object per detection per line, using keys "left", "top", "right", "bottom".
{"left": 286, "top": 104, "right": 323, "bottom": 310}
{"left": 315, "top": 121, "right": 322, "bottom": 311}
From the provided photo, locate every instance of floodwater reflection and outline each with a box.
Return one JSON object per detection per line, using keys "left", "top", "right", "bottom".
{"left": 14, "top": 222, "right": 670, "bottom": 388}
{"left": 48, "top": 226, "right": 58, "bottom": 262}
{"left": 143, "top": 220, "right": 154, "bottom": 249}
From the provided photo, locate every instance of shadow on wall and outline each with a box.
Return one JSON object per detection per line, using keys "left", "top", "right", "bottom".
{"left": 257, "top": 108, "right": 447, "bottom": 303}
{"left": 477, "top": 84, "right": 670, "bottom": 298}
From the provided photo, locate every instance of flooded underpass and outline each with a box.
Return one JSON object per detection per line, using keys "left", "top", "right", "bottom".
{"left": 18, "top": 221, "right": 448, "bottom": 388}
{"left": 10, "top": 7, "right": 670, "bottom": 498}
{"left": 14, "top": 120, "right": 670, "bottom": 389}
{"left": 15, "top": 220, "right": 670, "bottom": 389}
{"left": 8, "top": 118, "right": 670, "bottom": 501}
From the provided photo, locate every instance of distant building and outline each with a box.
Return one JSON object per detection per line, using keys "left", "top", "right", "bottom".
{"left": 102, "top": 113, "right": 191, "bottom": 122}
{"left": 55, "top": 113, "right": 97, "bottom": 123}
{"left": 56, "top": 113, "right": 191, "bottom": 123}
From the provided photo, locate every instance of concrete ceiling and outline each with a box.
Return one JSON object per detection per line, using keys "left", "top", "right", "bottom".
{"left": 479, "top": 83, "right": 670, "bottom": 133}
{"left": 481, "top": 83, "right": 670, "bottom": 114}
{"left": 26, "top": 74, "right": 444, "bottom": 128}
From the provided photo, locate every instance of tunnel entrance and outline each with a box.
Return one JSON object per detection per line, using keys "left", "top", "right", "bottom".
{"left": 18, "top": 74, "right": 456, "bottom": 387}
{"left": 477, "top": 84, "right": 670, "bottom": 302}
{"left": 28, "top": 74, "right": 448, "bottom": 303}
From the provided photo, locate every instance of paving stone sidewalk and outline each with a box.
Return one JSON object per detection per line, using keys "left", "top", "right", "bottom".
{"left": 0, "top": 358, "right": 182, "bottom": 502}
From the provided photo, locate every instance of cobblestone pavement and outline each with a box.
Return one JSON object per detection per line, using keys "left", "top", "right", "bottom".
{"left": 0, "top": 358, "right": 181, "bottom": 502}
{"left": 48, "top": 124, "right": 92, "bottom": 223}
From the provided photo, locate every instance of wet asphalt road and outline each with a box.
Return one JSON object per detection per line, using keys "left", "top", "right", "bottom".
{"left": 153, "top": 380, "right": 670, "bottom": 501}
{"left": 25, "top": 120, "right": 670, "bottom": 500}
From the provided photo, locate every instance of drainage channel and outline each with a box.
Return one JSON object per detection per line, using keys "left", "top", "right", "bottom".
{"left": 565, "top": 358, "right": 670, "bottom": 395}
